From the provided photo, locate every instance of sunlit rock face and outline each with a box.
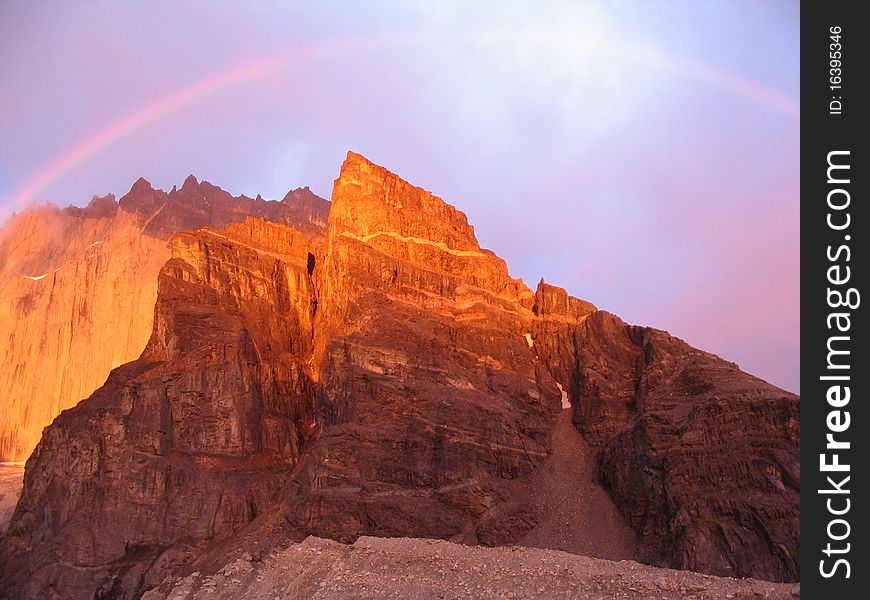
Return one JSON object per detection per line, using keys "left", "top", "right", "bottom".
{"left": 0, "top": 181, "right": 328, "bottom": 462}
{"left": 0, "top": 153, "right": 798, "bottom": 599}
{"left": 0, "top": 198, "right": 169, "bottom": 464}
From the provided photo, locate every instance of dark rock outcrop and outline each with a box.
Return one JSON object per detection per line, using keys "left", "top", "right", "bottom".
{"left": 118, "top": 177, "right": 328, "bottom": 241}
{"left": 533, "top": 308, "right": 800, "bottom": 581}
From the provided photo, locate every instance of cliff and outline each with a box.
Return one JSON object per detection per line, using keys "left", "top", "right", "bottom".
{"left": 0, "top": 181, "right": 328, "bottom": 462}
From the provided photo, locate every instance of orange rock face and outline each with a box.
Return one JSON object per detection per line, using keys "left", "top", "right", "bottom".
{"left": 0, "top": 181, "right": 328, "bottom": 462}
{"left": 315, "top": 152, "right": 535, "bottom": 336}
{"left": 4, "top": 217, "right": 321, "bottom": 597}
{"left": 0, "top": 153, "right": 799, "bottom": 599}
{"left": 0, "top": 199, "right": 169, "bottom": 462}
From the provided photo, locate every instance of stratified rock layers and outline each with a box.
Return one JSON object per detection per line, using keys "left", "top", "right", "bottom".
{"left": 0, "top": 180, "right": 328, "bottom": 462}
{"left": 533, "top": 310, "right": 799, "bottom": 581}
{"left": 0, "top": 153, "right": 799, "bottom": 600}
{"left": 289, "top": 152, "right": 556, "bottom": 546}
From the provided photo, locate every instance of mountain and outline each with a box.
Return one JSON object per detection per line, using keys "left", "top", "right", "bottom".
{"left": 0, "top": 153, "right": 799, "bottom": 599}
{"left": 0, "top": 180, "right": 328, "bottom": 462}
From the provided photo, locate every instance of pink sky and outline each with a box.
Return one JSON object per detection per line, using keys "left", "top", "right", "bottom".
{"left": 0, "top": 1, "right": 799, "bottom": 392}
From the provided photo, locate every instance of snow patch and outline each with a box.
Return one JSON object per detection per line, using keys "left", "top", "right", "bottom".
{"left": 556, "top": 382, "right": 571, "bottom": 409}
{"left": 524, "top": 333, "right": 534, "bottom": 348}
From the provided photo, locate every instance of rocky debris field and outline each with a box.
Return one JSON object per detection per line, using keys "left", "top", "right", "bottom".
{"left": 148, "top": 536, "right": 799, "bottom": 600}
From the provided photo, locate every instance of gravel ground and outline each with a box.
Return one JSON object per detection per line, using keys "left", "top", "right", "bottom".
{"left": 146, "top": 536, "right": 799, "bottom": 600}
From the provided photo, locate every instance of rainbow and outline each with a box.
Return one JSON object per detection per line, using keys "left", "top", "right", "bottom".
{"left": 671, "top": 55, "right": 800, "bottom": 120}
{"left": 2, "top": 30, "right": 798, "bottom": 214}
{"left": 3, "top": 33, "right": 407, "bottom": 214}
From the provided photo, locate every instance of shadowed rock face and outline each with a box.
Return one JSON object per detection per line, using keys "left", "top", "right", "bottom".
{"left": 118, "top": 176, "right": 327, "bottom": 241}
{"left": 0, "top": 181, "right": 328, "bottom": 463}
{"left": 532, "top": 310, "right": 800, "bottom": 581}
{"left": 0, "top": 152, "right": 799, "bottom": 599}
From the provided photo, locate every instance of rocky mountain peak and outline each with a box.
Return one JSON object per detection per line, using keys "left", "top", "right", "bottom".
{"left": 280, "top": 186, "right": 314, "bottom": 202}
{"left": 330, "top": 151, "right": 480, "bottom": 253}
{"left": 129, "top": 176, "right": 155, "bottom": 195}
{"left": 181, "top": 174, "right": 201, "bottom": 192}
{"left": 61, "top": 193, "right": 118, "bottom": 220}
{"left": 534, "top": 279, "right": 597, "bottom": 322}
{"left": 313, "top": 152, "right": 535, "bottom": 349}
